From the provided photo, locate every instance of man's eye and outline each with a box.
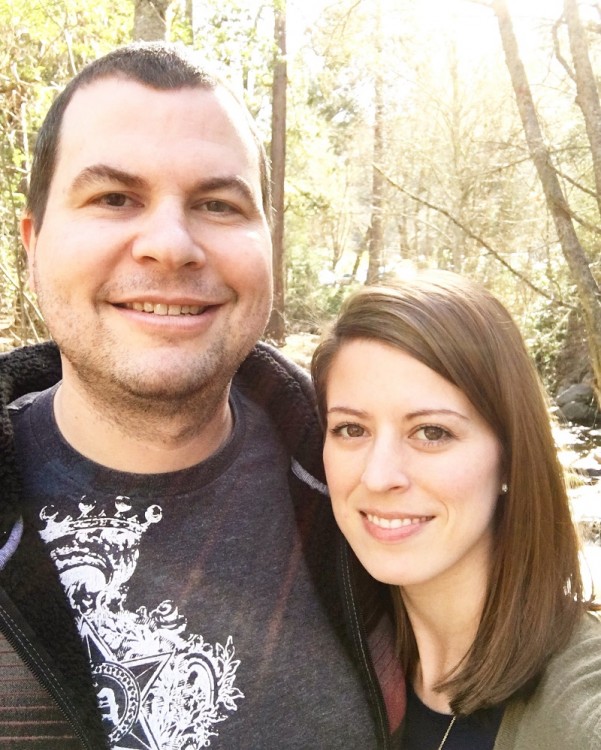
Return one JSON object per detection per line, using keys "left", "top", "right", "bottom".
{"left": 202, "top": 200, "right": 235, "bottom": 213}
{"left": 99, "top": 193, "right": 130, "bottom": 207}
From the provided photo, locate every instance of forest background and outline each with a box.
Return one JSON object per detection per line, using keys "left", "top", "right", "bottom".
{"left": 2, "top": 0, "right": 601, "bottom": 408}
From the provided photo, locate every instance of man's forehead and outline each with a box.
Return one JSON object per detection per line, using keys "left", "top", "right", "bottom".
{"left": 62, "top": 75, "right": 243, "bottom": 126}
{"left": 55, "top": 76, "right": 261, "bottom": 177}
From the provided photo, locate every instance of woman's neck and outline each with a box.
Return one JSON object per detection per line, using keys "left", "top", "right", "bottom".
{"left": 401, "top": 557, "right": 490, "bottom": 713}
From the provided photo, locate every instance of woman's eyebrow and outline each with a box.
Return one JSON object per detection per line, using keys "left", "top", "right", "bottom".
{"left": 326, "top": 406, "right": 369, "bottom": 418}
{"left": 405, "top": 408, "right": 469, "bottom": 421}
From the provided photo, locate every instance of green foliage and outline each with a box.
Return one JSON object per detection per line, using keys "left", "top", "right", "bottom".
{"left": 0, "top": 0, "right": 596, "bottom": 396}
{"left": 522, "top": 299, "right": 571, "bottom": 394}
{"left": 0, "top": 0, "right": 131, "bottom": 350}
{"left": 285, "top": 235, "right": 361, "bottom": 332}
{"left": 178, "top": 0, "right": 275, "bottom": 115}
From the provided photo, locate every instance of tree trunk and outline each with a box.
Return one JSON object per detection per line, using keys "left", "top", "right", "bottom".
{"left": 366, "top": 2, "right": 385, "bottom": 285}
{"left": 351, "top": 247, "right": 364, "bottom": 280}
{"left": 564, "top": 0, "right": 601, "bottom": 216}
{"left": 265, "top": 3, "right": 287, "bottom": 344}
{"left": 493, "top": 0, "right": 601, "bottom": 402}
{"left": 185, "top": 0, "right": 196, "bottom": 43}
{"left": 132, "top": 0, "right": 173, "bottom": 41}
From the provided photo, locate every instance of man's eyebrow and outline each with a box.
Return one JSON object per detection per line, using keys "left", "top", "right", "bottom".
{"left": 191, "top": 175, "right": 258, "bottom": 206}
{"left": 70, "top": 165, "right": 147, "bottom": 193}
{"left": 69, "top": 168, "right": 259, "bottom": 206}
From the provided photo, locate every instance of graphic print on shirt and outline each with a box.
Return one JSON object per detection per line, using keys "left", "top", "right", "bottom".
{"left": 39, "top": 496, "right": 244, "bottom": 749}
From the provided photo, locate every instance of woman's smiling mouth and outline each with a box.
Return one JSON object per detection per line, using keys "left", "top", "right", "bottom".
{"left": 364, "top": 512, "right": 432, "bottom": 530}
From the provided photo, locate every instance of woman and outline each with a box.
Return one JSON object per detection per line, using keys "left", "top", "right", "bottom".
{"left": 311, "top": 271, "right": 601, "bottom": 750}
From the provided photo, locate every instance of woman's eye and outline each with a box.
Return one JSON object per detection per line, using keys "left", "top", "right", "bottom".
{"left": 413, "top": 425, "right": 451, "bottom": 443}
{"left": 331, "top": 423, "right": 366, "bottom": 439}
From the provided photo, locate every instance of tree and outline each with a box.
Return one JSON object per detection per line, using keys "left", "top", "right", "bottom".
{"left": 365, "top": 1, "right": 385, "bottom": 284}
{"left": 0, "top": 0, "right": 131, "bottom": 349}
{"left": 491, "top": 0, "right": 601, "bottom": 402}
{"left": 132, "top": 0, "right": 174, "bottom": 41}
{"left": 563, "top": 0, "right": 601, "bottom": 216}
{"left": 266, "top": 1, "right": 287, "bottom": 343}
{"left": 2, "top": 0, "right": 599, "bottom": 394}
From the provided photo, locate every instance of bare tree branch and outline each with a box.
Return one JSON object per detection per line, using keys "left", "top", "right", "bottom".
{"left": 567, "top": 208, "right": 601, "bottom": 236}
{"left": 554, "top": 165, "right": 599, "bottom": 200}
{"left": 552, "top": 15, "right": 575, "bottom": 82}
{"left": 376, "top": 165, "right": 572, "bottom": 307}
{"left": 0, "top": 260, "right": 44, "bottom": 342}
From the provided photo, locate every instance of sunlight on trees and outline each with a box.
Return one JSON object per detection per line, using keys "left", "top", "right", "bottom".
{"left": 1, "top": 0, "right": 601, "bottom": 402}
{"left": 0, "top": 0, "right": 131, "bottom": 347}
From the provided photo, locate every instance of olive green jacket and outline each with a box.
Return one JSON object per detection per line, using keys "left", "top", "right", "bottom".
{"left": 495, "top": 612, "right": 601, "bottom": 750}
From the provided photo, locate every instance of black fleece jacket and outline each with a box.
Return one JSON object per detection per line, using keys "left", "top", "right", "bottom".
{"left": 0, "top": 340, "right": 395, "bottom": 748}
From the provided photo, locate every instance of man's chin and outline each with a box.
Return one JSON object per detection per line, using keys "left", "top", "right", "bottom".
{"left": 112, "top": 367, "right": 223, "bottom": 403}
{"left": 64, "top": 353, "right": 215, "bottom": 401}
{"left": 60, "top": 337, "right": 251, "bottom": 412}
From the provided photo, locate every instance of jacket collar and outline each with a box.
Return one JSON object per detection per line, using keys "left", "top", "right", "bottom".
{"left": 0, "top": 341, "right": 326, "bottom": 532}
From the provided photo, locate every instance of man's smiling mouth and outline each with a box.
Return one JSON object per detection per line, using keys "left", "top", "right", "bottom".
{"left": 119, "top": 302, "right": 207, "bottom": 316}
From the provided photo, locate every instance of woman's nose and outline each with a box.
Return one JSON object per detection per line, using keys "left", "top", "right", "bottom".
{"left": 360, "top": 439, "right": 410, "bottom": 493}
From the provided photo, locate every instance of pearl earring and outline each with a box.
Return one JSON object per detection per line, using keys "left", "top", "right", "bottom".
{"left": 500, "top": 483, "right": 508, "bottom": 495}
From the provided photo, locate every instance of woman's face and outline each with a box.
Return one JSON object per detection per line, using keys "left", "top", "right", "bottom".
{"left": 323, "top": 339, "right": 503, "bottom": 593}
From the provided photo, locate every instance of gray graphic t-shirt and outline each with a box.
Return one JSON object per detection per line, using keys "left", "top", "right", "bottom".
{"left": 10, "top": 384, "right": 375, "bottom": 749}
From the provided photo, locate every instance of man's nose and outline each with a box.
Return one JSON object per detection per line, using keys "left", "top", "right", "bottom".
{"left": 361, "top": 438, "right": 410, "bottom": 493}
{"left": 130, "top": 201, "right": 205, "bottom": 269}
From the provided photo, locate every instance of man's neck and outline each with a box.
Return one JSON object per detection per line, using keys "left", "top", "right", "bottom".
{"left": 53, "top": 376, "right": 233, "bottom": 474}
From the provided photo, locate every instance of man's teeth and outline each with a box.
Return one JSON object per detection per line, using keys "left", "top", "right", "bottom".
{"left": 126, "top": 302, "right": 205, "bottom": 316}
{"left": 366, "top": 513, "right": 430, "bottom": 529}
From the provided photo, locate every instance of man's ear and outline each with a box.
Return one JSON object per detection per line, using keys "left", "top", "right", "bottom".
{"left": 20, "top": 214, "right": 37, "bottom": 293}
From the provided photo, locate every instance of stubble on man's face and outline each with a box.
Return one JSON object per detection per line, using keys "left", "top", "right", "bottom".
{"left": 25, "top": 79, "right": 273, "bottom": 424}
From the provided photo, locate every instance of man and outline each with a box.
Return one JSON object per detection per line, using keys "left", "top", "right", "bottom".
{"left": 0, "top": 43, "right": 402, "bottom": 749}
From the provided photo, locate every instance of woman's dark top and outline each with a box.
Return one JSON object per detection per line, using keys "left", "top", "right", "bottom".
{"left": 392, "top": 682, "right": 505, "bottom": 750}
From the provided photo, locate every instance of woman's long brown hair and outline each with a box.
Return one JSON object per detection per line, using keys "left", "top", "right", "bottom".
{"left": 312, "top": 270, "right": 598, "bottom": 715}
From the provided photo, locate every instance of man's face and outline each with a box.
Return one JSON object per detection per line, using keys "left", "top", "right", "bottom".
{"left": 21, "top": 77, "right": 272, "bottom": 403}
